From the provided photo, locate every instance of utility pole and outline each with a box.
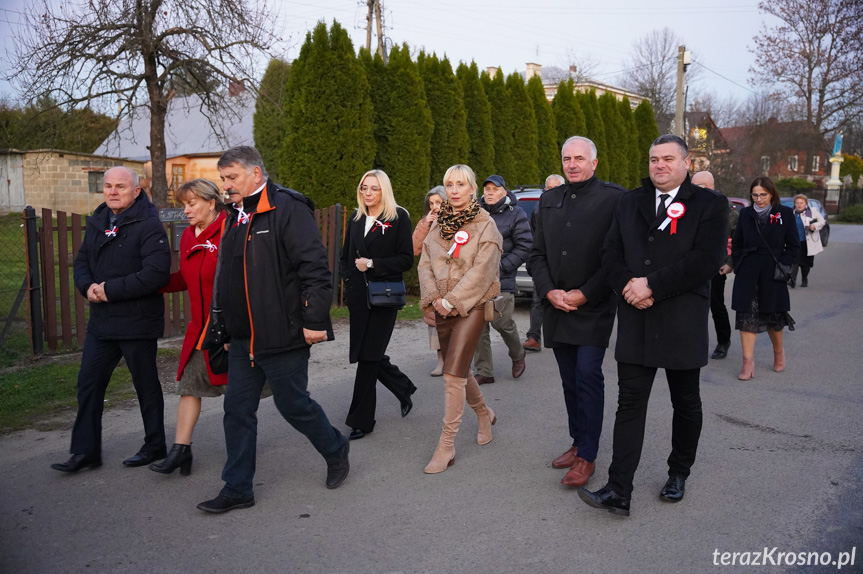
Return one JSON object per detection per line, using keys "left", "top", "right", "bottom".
{"left": 674, "top": 45, "right": 691, "bottom": 138}
{"left": 365, "top": 0, "right": 374, "bottom": 52}
{"left": 375, "top": 0, "right": 387, "bottom": 62}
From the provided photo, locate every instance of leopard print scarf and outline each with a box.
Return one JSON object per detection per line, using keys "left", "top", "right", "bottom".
{"left": 437, "top": 198, "right": 481, "bottom": 240}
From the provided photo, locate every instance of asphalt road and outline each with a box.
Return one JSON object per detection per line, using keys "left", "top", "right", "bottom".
{"left": 1, "top": 226, "right": 861, "bottom": 574}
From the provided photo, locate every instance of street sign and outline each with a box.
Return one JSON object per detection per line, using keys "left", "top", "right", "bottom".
{"left": 159, "top": 208, "right": 187, "bottom": 222}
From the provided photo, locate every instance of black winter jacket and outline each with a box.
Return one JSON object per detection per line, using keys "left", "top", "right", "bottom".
{"left": 217, "top": 180, "right": 334, "bottom": 360}
{"left": 73, "top": 192, "right": 171, "bottom": 339}
{"left": 479, "top": 190, "right": 532, "bottom": 293}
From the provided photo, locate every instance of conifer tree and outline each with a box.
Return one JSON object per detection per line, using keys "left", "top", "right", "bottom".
{"left": 370, "top": 44, "right": 433, "bottom": 219}
{"left": 634, "top": 99, "right": 661, "bottom": 181}
{"left": 552, "top": 79, "right": 586, "bottom": 149}
{"left": 598, "top": 92, "right": 627, "bottom": 185}
{"left": 526, "top": 75, "right": 558, "bottom": 183}
{"left": 280, "top": 21, "right": 375, "bottom": 209}
{"left": 253, "top": 58, "right": 291, "bottom": 173}
{"left": 485, "top": 70, "right": 516, "bottom": 183}
{"left": 506, "top": 72, "right": 539, "bottom": 185}
{"left": 617, "top": 97, "right": 642, "bottom": 189}
{"left": 577, "top": 90, "right": 610, "bottom": 181}
{"left": 418, "top": 53, "right": 469, "bottom": 188}
{"left": 457, "top": 62, "right": 495, "bottom": 179}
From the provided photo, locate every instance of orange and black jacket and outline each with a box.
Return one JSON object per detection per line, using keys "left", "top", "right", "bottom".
{"left": 217, "top": 179, "right": 334, "bottom": 360}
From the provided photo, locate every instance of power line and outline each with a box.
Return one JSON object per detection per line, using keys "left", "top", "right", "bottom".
{"left": 691, "top": 60, "right": 757, "bottom": 95}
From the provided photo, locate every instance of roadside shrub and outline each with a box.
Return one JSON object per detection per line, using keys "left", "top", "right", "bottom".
{"left": 774, "top": 177, "right": 817, "bottom": 196}
{"left": 837, "top": 204, "right": 863, "bottom": 223}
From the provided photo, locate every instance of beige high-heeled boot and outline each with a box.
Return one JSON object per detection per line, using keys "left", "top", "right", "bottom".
{"left": 738, "top": 356, "right": 755, "bottom": 380}
{"left": 466, "top": 372, "right": 497, "bottom": 445}
{"left": 424, "top": 374, "right": 466, "bottom": 473}
{"left": 773, "top": 347, "right": 786, "bottom": 372}
{"left": 430, "top": 351, "right": 444, "bottom": 377}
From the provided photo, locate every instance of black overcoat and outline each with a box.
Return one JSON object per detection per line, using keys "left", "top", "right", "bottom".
{"left": 529, "top": 176, "right": 625, "bottom": 348}
{"left": 479, "top": 190, "right": 532, "bottom": 294}
{"left": 730, "top": 204, "right": 799, "bottom": 313}
{"left": 73, "top": 192, "right": 171, "bottom": 340}
{"left": 340, "top": 207, "right": 414, "bottom": 363}
{"left": 602, "top": 175, "right": 728, "bottom": 370}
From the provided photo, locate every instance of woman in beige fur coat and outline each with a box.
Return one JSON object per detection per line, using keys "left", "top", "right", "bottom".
{"left": 418, "top": 164, "right": 503, "bottom": 474}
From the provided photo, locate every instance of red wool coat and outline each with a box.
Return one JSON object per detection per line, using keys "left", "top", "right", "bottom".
{"left": 161, "top": 211, "right": 228, "bottom": 385}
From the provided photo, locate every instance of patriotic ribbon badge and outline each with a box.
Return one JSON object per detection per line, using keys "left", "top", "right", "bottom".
{"left": 373, "top": 219, "right": 392, "bottom": 234}
{"left": 658, "top": 202, "right": 686, "bottom": 235}
{"left": 447, "top": 230, "right": 470, "bottom": 258}
{"left": 770, "top": 213, "right": 783, "bottom": 225}
{"left": 192, "top": 240, "right": 218, "bottom": 253}
{"left": 104, "top": 226, "right": 118, "bottom": 237}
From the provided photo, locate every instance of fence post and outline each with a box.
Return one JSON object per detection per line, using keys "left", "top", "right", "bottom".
{"left": 23, "top": 206, "right": 43, "bottom": 356}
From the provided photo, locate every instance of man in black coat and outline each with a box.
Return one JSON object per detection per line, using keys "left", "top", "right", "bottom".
{"left": 52, "top": 167, "right": 171, "bottom": 473}
{"left": 196, "top": 146, "right": 348, "bottom": 514}
{"left": 529, "top": 136, "right": 624, "bottom": 488}
{"left": 473, "top": 174, "right": 532, "bottom": 384}
{"left": 579, "top": 135, "right": 728, "bottom": 516}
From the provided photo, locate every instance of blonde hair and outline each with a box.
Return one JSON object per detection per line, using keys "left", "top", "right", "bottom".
{"left": 793, "top": 194, "right": 809, "bottom": 203}
{"left": 442, "top": 164, "right": 478, "bottom": 195}
{"left": 354, "top": 170, "right": 401, "bottom": 222}
{"left": 176, "top": 178, "right": 225, "bottom": 212}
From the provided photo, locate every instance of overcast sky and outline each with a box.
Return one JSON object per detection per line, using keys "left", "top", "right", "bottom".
{"left": 0, "top": 0, "right": 775, "bottom": 105}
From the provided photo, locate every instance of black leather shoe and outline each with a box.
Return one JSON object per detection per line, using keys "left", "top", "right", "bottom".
{"left": 123, "top": 448, "right": 167, "bottom": 467}
{"left": 711, "top": 343, "right": 729, "bottom": 360}
{"left": 197, "top": 494, "right": 255, "bottom": 514}
{"left": 349, "top": 428, "right": 370, "bottom": 440}
{"left": 660, "top": 475, "right": 686, "bottom": 502}
{"left": 577, "top": 484, "right": 631, "bottom": 516}
{"left": 401, "top": 397, "right": 413, "bottom": 418}
{"left": 325, "top": 441, "right": 350, "bottom": 489}
{"left": 149, "top": 443, "right": 193, "bottom": 475}
{"left": 51, "top": 453, "right": 102, "bottom": 473}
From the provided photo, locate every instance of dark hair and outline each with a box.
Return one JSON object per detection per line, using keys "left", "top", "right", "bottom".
{"left": 217, "top": 146, "right": 269, "bottom": 178}
{"left": 749, "top": 176, "right": 781, "bottom": 207}
{"left": 650, "top": 134, "right": 689, "bottom": 157}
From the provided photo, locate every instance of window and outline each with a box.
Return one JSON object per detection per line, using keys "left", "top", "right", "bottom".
{"left": 761, "top": 156, "right": 770, "bottom": 173}
{"left": 171, "top": 164, "right": 185, "bottom": 191}
{"left": 811, "top": 154, "right": 820, "bottom": 173}
{"left": 88, "top": 171, "right": 104, "bottom": 193}
{"left": 788, "top": 155, "right": 798, "bottom": 172}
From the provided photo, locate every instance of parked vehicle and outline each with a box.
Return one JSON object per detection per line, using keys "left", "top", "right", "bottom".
{"left": 512, "top": 187, "right": 543, "bottom": 296}
{"left": 780, "top": 197, "right": 830, "bottom": 247}
{"left": 727, "top": 197, "right": 750, "bottom": 211}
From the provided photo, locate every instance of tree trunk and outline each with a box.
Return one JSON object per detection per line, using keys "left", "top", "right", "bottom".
{"left": 148, "top": 91, "right": 169, "bottom": 207}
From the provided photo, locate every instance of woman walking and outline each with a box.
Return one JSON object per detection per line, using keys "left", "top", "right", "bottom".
{"left": 731, "top": 177, "right": 799, "bottom": 380}
{"left": 341, "top": 170, "right": 416, "bottom": 440}
{"left": 412, "top": 186, "right": 447, "bottom": 377}
{"left": 418, "top": 164, "right": 503, "bottom": 473}
{"left": 790, "top": 194, "right": 825, "bottom": 288}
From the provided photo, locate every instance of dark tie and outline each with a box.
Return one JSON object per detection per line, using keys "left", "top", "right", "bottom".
{"left": 657, "top": 194, "right": 670, "bottom": 218}
{"left": 109, "top": 215, "right": 118, "bottom": 229}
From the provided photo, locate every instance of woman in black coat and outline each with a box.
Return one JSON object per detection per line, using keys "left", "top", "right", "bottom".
{"left": 731, "top": 176, "right": 799, "bottom": 380}
{"left": 340, "top": 169, "right": 417, "bottom": 440}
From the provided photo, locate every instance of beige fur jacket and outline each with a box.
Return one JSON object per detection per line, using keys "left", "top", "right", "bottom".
{"left": 418, "top": 208, "right": 503, "bottom": 316}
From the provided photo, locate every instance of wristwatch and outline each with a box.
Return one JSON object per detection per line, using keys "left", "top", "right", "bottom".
{"left": 367, "top": 259, "right": 373, "bottom": 268}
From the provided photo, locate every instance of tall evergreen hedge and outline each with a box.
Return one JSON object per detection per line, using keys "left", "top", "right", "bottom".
{"left": 634, "top": 99, "right": 660, "bottom": 182}
{"left": 484, "top": 71, "right": 516, "bottom": 184}
{"left": 506, "top": 72, "right": 539, "bottom": 185}
{"left": 527, "top": 75, "right": 559, "bottom": 181}
{"left": 552, "top": 79, "right": 586, "bottom": 149}
{"left": 280, "top": 21, "right": 375, "bottom": 209}
{"left": 598, "top": 92, "right": 627, "bottom": 185}
{"left": 253, "top": 58, "right": 291, "bottom": 175}
{"left": 456, "top": 62, "right": 495, "bottom": 180}
{"left": 577, "top": 90, "right": 610, "bottom": 181}
{"left": 617, "top": 97, "right": 642, "bottom": 189}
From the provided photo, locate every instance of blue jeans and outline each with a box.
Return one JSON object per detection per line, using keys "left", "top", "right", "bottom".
{"left": 552, "top": 345, "right": 606, "bottom": 462}
{"left": 220, "top": 340, "right": 346, "bottom": 498}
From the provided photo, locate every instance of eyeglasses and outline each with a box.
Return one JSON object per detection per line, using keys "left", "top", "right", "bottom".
{"left": 360, "top": 185, "right": 381, "bottom": 193}
{"left": 751, "top": 193, "right": 770, "bottom": 198}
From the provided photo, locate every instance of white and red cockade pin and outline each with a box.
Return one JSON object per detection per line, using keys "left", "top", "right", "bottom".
{"left": 658, "top": 202, "right": 686, "bottom": 235}
{"left": 104, "top": 226, "right": 118, "bottom": 237}
{"left": 447, "top": 230, "right": 470, "bottom": 258}
{"left": 191, "top": 240, "right": 218, "bottom": 253}
{"left": 373, "top": 219, "right": 392, "bottom": 234}
{"left": 770, "top": 213, "right": 783, "bottom": 225}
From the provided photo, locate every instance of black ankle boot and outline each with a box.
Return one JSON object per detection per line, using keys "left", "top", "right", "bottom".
{"left": 149, "top": 443, "right": 193, "bottom": 475}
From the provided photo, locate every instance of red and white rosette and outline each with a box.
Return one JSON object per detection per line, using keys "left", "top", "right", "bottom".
{"left": 659, "top": 202, "right": 686, "bottom": 235}
{"left": 447, "top": 230, "right": 470, "bottom": 258}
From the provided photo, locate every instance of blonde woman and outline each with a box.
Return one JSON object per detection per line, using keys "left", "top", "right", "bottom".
{"left": 340, "top": 170, "right": 416, "bottom": 440}
{"left": 418, "top": 164, "right": 503, "bottom": 473}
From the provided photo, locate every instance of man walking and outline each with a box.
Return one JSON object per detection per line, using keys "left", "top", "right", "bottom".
{"left": 197, "top": 146, "right": 349, "bottom": 514}
{"left": 579, "top": 135, "right": 727, "bottom": 516}
{"left": 53, "top": 167, "right": 171, "bottom": 473}
{"left": 529, "top": 137, "right": 624, "bottom": 487}
{"left": 472, "top": 174, "right": 532, "bottom": 385}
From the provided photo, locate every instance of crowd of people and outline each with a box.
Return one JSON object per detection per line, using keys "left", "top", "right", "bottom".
{"left": 50, "top": 134, "right": 814, "bottom": 517}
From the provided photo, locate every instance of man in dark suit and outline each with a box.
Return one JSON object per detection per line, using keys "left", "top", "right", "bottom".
{"left": 578, "top": 135, "right": 728, "bottom": 516}
{"left": 52, "top": 167, "right": 171, "bottom": 473}
{"left": 529, "top": 136, "right": 624, "bottom": 488}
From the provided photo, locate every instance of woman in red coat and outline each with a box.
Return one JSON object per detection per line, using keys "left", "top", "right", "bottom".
{"left": 150, "top": 179, "right": 227, "bottom": 475}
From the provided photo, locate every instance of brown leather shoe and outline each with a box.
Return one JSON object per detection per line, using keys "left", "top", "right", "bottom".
{"left": 512, "top": 358, "right": 526, "bottom": 379}
{"left": 561, "top": 457, "right": 595, "bottom": 487}
{"left": 551, "top": 445, "right": 578, "bottom": 469}
{"left": 522, "top": 338, "right": 541, "bottom": 352}
{"left": 475, "top": 374, "right": 495, "bottom": 385}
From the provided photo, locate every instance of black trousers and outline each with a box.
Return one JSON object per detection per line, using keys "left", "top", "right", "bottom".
{"left": 608, "top": 363, "right": 702, "bottom": 499}
{"left": 710, "top": 273, "right": 731, "bottom": 346}
{"left": 70, "top": 334, "right": 165, "bottom": 456}
{"left": 345, "top": 355, "right": 416, "bottom": 432}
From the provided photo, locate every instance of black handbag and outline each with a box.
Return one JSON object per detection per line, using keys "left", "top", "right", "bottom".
{"left": 205, "top": 344, "right": 229, "bottom": 375}
{"left": 366, "top": 279, "right": 407, "bottom": 309}
{"left": 753, "top": 216, "right": 792, "bottom": 283}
